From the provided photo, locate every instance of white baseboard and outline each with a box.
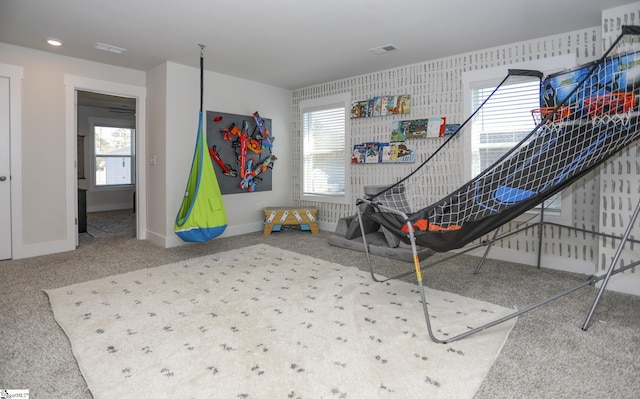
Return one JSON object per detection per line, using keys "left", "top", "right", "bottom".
{"left": 221, "top": 222, "right": 264, "bottom": 237}
{"left": 597, "top": 273, "right": 640, "bottom": 296}
{"left": 160, "top": 221, "right": 334, "bottom": 249}
{"left": 464, "top": 246, "right": 595, "bottom": 274}
{"left": 460, "top": 246, "right": 640, "bottom": 296}
{"left": 319, "top": 221, "right": 337, "bottom": 233}
{"left": 157, "top": 222, "right": 265, "bottom": 249}
{"left": 18, "top": 239, "right": 75, "bottom": 259}
{"left": 145, "top": 230, "right": 167, "bottom": 248}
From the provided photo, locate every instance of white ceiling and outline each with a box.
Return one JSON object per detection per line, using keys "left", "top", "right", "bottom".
{"left": 1, "top": 0, "right": 638, "bottom": 90}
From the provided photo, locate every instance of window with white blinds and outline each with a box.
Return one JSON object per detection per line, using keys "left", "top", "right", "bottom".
{"left": 463, "top": 56, "right": 577, "bottom": 221}
{"left": 300, "top": 93, "right": 350, "bottom": 204}
{"left": 469, "top": 75, "right": 564, "bottom": 213}
{"left": 470, "top": 79, "right": 540, "bottom": 177}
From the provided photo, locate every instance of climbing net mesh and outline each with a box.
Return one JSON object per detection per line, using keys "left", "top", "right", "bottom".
{"left": 370, "top": 28, "right": 640, "bottom": 232}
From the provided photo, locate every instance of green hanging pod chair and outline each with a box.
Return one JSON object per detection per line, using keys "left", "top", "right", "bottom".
{"left": 175, "top": 45, "right": 228, "bottom": 242}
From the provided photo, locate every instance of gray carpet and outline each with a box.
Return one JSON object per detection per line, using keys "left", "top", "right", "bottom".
{"left": 1, "top": 229, "right": 639, "bottom": 398}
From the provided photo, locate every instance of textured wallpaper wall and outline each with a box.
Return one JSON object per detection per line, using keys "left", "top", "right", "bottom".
{"left": 291, "top": 4, "right": 639, "bottom": 289}
{"left": 599, "top": 3, "right": 640, "bottom": 292}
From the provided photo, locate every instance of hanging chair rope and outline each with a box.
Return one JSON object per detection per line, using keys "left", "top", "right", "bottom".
{"left": 174, "top": 44, "right": 228, "bottom": 242}
{"left": 199, "top": 44, "right": 204, "bottom": 113}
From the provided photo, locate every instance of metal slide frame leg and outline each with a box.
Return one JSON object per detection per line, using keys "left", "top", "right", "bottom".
{"left": 474, "top": 229, "right": 499, "bottom": 274}
{"left": 359, "top": 196, "right": 552, "bottom": 282}
{"left": 356, "top": 203, "right": 382, "bottom": 282}
{"left": 537, "top": 206, "right": 545, "bottom": 269}
{"left": 408, "top": 219, "right": 600, "bottom": 344}
{"left": 582, "top": 198, "right": 640, "bottom": 331}
{"left": 353, "top": 199, "right": 526, "bottom": 344}
{"left": 475, "top": 206, "right": 547, "bottom": 274}
{"left": 357, "top": 201, "right": 406, "bottom": 284}
{"left": 355, "top": 197, "right": 639, "bottom": 344}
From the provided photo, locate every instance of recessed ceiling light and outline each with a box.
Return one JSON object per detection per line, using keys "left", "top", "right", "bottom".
{"left": 370, "top": 44, "right": 398, "bottom": 55}
{"left": 95, "top": 42, "right": 127, "bottom": 54}
{"left": 47, "top": 38, "right": 63, "bottom": 46}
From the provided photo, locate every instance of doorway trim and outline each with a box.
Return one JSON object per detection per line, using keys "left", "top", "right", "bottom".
{"left": 0, "top": 63, "right": 24, "bottom": 259}
{"left": 64, "top": 75, "right": 147, "bottom": 246}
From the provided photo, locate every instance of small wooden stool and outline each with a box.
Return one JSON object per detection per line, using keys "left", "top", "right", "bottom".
{"left": 263, "top": 206, "right": 319, "bottom": 235}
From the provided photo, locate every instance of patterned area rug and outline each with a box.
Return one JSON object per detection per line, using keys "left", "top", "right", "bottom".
{"left": 46, "top": 244, "right": 516, "bottom": 398}
{"left": 86, "top": 210, "right": 135, "bottom": 238}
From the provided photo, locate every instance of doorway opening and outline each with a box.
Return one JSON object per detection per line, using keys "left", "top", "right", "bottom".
{"left": 77, "top": 90, "right": 137, "bottom": 240}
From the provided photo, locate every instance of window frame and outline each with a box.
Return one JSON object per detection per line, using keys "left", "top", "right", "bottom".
{"left": 89, "top": 117, "right": 136, "bottom": 190}
{"left": 461, "top": 55, "right": 576, "bottom": 224}
{"left": 299, "top": 93, "right": 351, "bottom": 204}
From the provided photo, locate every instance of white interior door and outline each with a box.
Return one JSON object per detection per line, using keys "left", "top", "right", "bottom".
{"left": 0, "top": 76, "right": 11, "bottom": 260}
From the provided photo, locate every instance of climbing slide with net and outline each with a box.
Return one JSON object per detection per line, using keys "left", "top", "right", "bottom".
{"left": 357, "top": 26, "right": 640, "bottom": 343}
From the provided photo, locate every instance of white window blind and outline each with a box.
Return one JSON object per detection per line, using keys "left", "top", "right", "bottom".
{"left": 471, "top": 78, "right": 561, "bottom": 211}
{"left": 471, "top": 80, "right": 540, "bottom": 176}
{"left": 302, "top": 106, "right": 346, "bottom": 197}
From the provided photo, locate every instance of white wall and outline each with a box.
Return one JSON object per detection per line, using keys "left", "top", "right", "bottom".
{"left": 292, "top": 26, "right": 603, "bottom": 232}
{"left": 289, "top": 3, "right": 640, "bottom": 295}
{"left": 147, "top": 61, "right": 293, "bottom": 248}
{"left": 0, "top": 43, "right": 145, "bottom": 258}
{"left": 598, "top": 2, "right": 640, "bottom": 295}
{"left": 145, "top": 63, "right": 168, "bottom": 243}
{"left": 0, "top": 43, "right": 292, "bottom": 257}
